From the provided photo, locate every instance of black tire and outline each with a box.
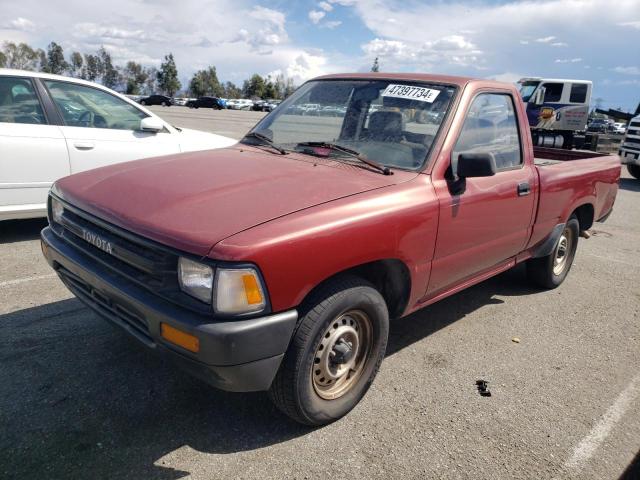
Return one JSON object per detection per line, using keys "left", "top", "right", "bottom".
{"left": 140, "top": 100, "right": 146, "bottom": 106}
{"left": 161, "top": 101, "right": 167, "bottom": 107}
{"left": 628, "top": 164, "right": 640, "bottom": 180}
{"left": 269, "top": 275, "right": 389, "bottom": 426}
{"left": 527, "top": 215, "right": 579, "bottom": 289}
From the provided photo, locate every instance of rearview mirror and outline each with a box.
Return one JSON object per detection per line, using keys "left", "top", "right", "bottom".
{"left": 140, "top": 116, "right": 164, "bottom": 133}
{"left": 457, "top": 152, "right": 497, "bottom": 178}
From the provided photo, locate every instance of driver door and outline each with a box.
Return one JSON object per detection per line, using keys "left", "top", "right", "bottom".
{"left": 42, "top": 80, "right": 180, "bottom": 173}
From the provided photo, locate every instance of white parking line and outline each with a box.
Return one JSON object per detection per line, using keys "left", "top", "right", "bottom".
{"left": 0, "top": 273, "right": 57, "bottom": 288}
{"left": 564, "top": 373, "right": 640, "bottom": 473}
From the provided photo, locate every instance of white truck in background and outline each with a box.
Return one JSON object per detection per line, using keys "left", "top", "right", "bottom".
{"left": 518, "top": 77, "right": 592, "bottom": 149}
{"left": 619, "top": 114, "right": 640, "bottom": 179}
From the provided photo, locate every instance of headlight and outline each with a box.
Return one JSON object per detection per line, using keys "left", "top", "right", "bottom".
{"left": 178, "top": 257, "right": 214, "bottom": 303}
{"left": 214, "top": 268, "right": 266, "bottom": 314}
{"left": 51, "top": 197, "right": 64, "bottom": 224}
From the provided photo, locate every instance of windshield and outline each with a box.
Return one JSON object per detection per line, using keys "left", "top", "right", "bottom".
{"left": 245, "top": 79, "right": 456, "bottom": 170}
{"left": 518, "top": 81, "right": 539, "bottom": 102}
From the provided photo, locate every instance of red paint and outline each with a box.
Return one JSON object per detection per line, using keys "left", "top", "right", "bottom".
{"left": 54, "top": 74, "right": 621, "bottom": 316}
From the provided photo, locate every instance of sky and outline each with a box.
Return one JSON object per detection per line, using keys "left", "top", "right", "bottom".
{"left": 1, "top": 0, "right": 639, "bottom": 111}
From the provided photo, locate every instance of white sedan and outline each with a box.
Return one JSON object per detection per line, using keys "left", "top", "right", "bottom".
{"left": 0, "top": 69, "right": 237, "bottom": 221}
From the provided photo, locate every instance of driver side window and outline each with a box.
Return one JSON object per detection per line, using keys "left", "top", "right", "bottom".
{"left": 44, "top": 80, "right": 147, "bottom": 130}
{"left": 453, "top": 93, "right": 522, "bottom": 170}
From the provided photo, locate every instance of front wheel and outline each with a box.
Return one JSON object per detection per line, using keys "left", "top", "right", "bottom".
{"left": 628, "top": 164, "right": 640, "bottom": 180}
{"left": 527, "top": 215, "right": 579, "bottom": 289}
{"left": 269, "top": 276, "right": 389, "bottom": 426}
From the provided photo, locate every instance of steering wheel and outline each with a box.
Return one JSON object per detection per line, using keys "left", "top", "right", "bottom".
{"left": 78, "top": 110, "right": 95, "bottom": 127}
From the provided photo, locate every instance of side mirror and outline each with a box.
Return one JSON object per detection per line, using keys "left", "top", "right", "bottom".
{"left": 140, "top": 116, "right": 164, "bottom": 133}
{"left": 533, "top": 86, "right": 546, "bottom": 106}
{"left": 457, "top": 152, "right": 497, "bottom": 178}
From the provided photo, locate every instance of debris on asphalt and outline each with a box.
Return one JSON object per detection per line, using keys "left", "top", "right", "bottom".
{"left": 512, "top": 337, "right": 521, "bottom": 343}
{"left": 476, "top": 380, "right": 492, "bottom": 397}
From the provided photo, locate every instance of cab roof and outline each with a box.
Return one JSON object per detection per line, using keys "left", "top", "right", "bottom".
{"left": 313, "top": 72, "right": 506, "bottom": 89}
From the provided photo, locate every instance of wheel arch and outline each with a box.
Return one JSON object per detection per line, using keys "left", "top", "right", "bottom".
{"left": 299, "top": 259, "right": 412, "bottom": 320}
{"left": 572, "top": 203, "right": 595, "bottom": 231}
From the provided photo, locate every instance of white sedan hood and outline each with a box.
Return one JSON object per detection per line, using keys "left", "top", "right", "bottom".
{"left": 177, "top": 127, "right": 237, "bottom": 152}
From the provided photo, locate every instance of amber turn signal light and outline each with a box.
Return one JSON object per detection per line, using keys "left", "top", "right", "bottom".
{"left": 160, "top": 323, "right": 200, "bottom": 353}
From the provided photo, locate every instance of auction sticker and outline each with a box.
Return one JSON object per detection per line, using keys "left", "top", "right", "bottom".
{"left": 382, "top": 84, "right": 440, "bottom": 103}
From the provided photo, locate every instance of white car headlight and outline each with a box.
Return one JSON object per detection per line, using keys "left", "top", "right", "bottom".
{"left": 51, "top": 197, "right": 64, "bottom": 224}
{"left": 214, "top": 268, "right": 266, "bottom": 314}
{"left": 178, "top": 257, "right": 214, "bottom": 303}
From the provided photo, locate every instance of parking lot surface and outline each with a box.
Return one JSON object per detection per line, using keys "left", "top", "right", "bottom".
{"left": 1, "top": 109, "right": 639, "bottom": 480}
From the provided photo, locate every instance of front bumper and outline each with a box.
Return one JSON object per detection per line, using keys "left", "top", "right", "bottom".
{"left": 41, "top": 226, "right": 297, "bottom": 392}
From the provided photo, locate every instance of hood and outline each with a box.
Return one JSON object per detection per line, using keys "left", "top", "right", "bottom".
{"left": 55, "top": 146, "right": 415, "bottom": 256}
{"left": 177, "top": 127, "right": 237, "bottom": 152}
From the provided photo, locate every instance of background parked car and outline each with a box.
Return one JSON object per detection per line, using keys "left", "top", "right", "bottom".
{"left": 613, "top": 122, "right": 627, "bottom": 135}
{"left": 0, "top": 69, "right": 236, "bottom": 221}
{"left": 227, "top": 99, "right": 253, "bottom": 110}
{"left": 186, "top": 96, "right": 225, "bottom": 109}
{"left": 587, "top": 119, "right": 608, "bottom": 133}
{"left": 139, "top": 94, "right": 174, "bottom": 106}
{"left": 173, "top": 97, "right": 188, "bottom": 106}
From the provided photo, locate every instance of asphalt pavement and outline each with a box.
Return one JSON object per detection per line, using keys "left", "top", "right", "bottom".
{"left": 1, "top": 107, "right": 638, "bottom": 480}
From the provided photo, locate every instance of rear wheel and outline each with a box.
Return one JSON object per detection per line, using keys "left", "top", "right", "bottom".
{"left": 269, "top": 276, "right": 389, "bottom": 426}
{"left": 527, "top": 215, "right": 579, "bottom": 288}
{"left": 140, "top": 100, "right": 146, "bottom": 105}
{"left": 628, "top": 164, "right": 640, "bottom": 180}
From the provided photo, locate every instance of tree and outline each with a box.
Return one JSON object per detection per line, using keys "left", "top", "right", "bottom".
{"left": 2, "top": 42, "right": 40, "bottom": 70}
{"left": 244, "top": 74, "right": 266, "bottom": 99}
{"left": 145, "top": 67, "right": 158, "bottom": 94}
{"left": 157, "top": 53, "right": 181, "bottom": 96}
{"left": 189, "top": 66, "right": 223, "bottom": 97}
{"left": 98, "top": 47, "right": 119, "bottom": 89}
{"left": 0, "top": 51, "right": 6, "bottom": 68}
{"left": 223, "top": 81, "right": 242, "bottom": 99}
{"left": 123, "top": 61, "right": 148, "bottom": 94}
{"left": 42, "top": 42, "right": 68, "bottom": 74}
{"left": 84, "top": 54, "right": 102, "bottom": 81}
{"left": 284, "top": 77, "right": 296, "bottom": 98}
{"left": 371, "top": 57, "right": 380, "bottom": 72}
{"left": 69, "top": 51, "right": 83, "bottom": 77}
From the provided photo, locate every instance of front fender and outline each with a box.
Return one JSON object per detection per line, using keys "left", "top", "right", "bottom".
{"left": 208, "top": 177, "right": 439, "bottom": 313}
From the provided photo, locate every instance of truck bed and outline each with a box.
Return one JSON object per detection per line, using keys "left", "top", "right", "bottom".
{"left": 528, "top": 147, "right": 620, "bottom": 248}
{"left": 533, "top": 146, "right": 612, "bottom": 165}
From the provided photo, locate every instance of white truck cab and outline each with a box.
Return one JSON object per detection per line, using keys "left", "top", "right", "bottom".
{"left": 518, "top": 77, "right": 592, "bottom": 148}
{"left": 619, "top": 114, "right": 640, "bottom": 179}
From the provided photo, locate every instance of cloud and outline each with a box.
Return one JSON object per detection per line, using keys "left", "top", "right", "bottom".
{"left": 308, "top": 10, "right": 326, "bottom": 24}
{"left": 322, "top": 20, "right": 342, "bottom": 29}
{"left": 612, "top": 66, "right": 640, "bottom": 75}
{"left": 318, "top": 1, "right": 333, "bottom": 11}
{"left": 554, "top": 58, "right": 582, "bottom": 63}
{"left": 1, "top": 17, "right": 35, "bottom": 31}
{"left": 618, "top": 20, "right": 640, "bottom": 29}
{"left": 535, "top": 36, "right": 556, "bottom": 43}
{"left": 519, "top": 40, "right": 529, "bottom": 45}
{"left": 551, "top": 42, "right": 568, "bottom": 47}
{"left": 488, "top": 72, "right": 524, "bottom": 84}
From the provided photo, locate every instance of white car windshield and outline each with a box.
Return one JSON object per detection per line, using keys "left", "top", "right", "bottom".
{"left": 245, "top": 79, "right": 456, "bottom": 170}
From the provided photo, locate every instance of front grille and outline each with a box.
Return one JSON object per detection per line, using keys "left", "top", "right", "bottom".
{"left": 51, "top": 197, "right": 212, "bottom": 315}
{"left": 58, "top": 266, "right": 153, "bottom": 346}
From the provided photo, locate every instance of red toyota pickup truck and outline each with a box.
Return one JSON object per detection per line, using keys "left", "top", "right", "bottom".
{"left": 41, "top": 73, "right": 620, "bottom": 425}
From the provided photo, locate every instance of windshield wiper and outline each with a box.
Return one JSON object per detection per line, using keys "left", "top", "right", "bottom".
{"left": 243, "top": 131, "right": 288, "bottom": 155}
{"left": 295, "top": 141, "right": 392, "bottom": 175}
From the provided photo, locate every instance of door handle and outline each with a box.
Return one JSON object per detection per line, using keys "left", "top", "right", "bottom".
{"left": 517, "top": 182, "right": 531, "bottom": 196}
{"left": 73, "top": 141, "right": 95, "bottom": 150}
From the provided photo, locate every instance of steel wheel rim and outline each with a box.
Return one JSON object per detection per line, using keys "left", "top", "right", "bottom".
{"left": 553, "top": 227, "right": 573, "bottom": 275}
{"left": 312, "top": 310, "right": 373, "bottom": 400}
